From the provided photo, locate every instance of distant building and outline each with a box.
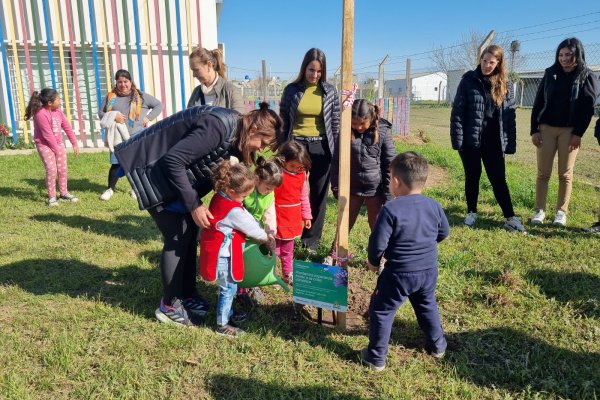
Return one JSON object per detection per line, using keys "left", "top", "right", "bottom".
{"left": 385, "top": 72, "right": 447, "bottom": 101}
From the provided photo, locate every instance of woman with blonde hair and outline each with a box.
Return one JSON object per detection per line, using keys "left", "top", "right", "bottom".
{"left": 187, "top": 47, "right": 244, "bottom": 113}
{"left": 450, "top": 44, "right": 525, "bottom": 233}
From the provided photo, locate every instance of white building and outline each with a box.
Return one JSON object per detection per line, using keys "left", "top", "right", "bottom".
{"left": 384, "top": 72, "right": 447, "bottom": 101}
{"left": 0, "top": 0, "right": 221, "bottom": 146}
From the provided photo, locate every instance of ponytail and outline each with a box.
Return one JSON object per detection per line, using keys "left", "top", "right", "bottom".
{"left": 25, "top": 88, "right": 58, "bottom": 120}
{"left": 190, "top": 47, "right": 227, "bottom": 79}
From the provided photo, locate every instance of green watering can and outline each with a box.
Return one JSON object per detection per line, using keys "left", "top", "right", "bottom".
{"left": 239, "top": 242, "right": 290, "bottom": 292}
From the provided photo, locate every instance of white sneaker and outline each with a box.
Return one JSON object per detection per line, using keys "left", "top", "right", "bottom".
{"left": 553, "top": 210, "right": 567, "bottom": 226}
{"left": 530, "top": 209, "right": 545, "bottom": 225}
{"left": 504, "top": 216, "right": 527, "bottom": 234}
{"left": 100, "top": 188, "right": 114, "bottom": 201}
{"left": 463, "top": 212, "right": 477, "bottom": 227}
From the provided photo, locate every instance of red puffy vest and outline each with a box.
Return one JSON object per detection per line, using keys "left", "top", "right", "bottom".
{"left": 199, "top": 193, "right": 247, "bottom": 282}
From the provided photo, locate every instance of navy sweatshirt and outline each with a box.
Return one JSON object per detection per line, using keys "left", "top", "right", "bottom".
{"left": 368, "top": 194, "right": 449, "bottom": 271}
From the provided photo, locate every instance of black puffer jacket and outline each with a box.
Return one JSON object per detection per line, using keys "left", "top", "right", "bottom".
{"left": 115, "top": 106, "right": 241, "bottom": 210}
{"left": 279, "top": 80, "right": 341, "bottom": 155}
{"left": 330, "top": 119, "right": 396, "bottom": 201}
{"left": 531, "top": 64, "right": 597, "bottom": 137}
{"left": 450, "top": 69, "right": 517, "bottom": 154}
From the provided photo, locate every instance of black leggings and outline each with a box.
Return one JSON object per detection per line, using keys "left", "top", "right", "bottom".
{"left": 148, "top": 208, "right": 200, "bottom": 304}
{"left": 459, "top": 146, "right": 515, "bottom": 218}
{"left": 296, "top": 138, "right": 331, "bottom": 250}
{"left": 108, "top": 164, "right": 121, "bottom": 190}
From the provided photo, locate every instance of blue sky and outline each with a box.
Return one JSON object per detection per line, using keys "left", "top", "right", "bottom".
{"left": 217, "top": 0, "right": 600, "bottom": 81}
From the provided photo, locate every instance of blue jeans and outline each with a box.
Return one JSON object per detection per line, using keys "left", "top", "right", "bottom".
{"left": 216, "top": 257, "right": 237, "bottom": 326}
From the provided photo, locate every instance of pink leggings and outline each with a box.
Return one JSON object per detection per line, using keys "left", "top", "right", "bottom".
{"left": 36, "top": 143, "right": 68, "bottom": 198}
{"left": 276, "top": 239, "right": 295, "bottom": 276}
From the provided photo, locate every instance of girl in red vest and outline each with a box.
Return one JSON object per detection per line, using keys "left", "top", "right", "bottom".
{"left": 274, "top": 141, "right": 313, "bottom": 284}
{"left": 199, "top": 161, "right": 275, "bottom": 337}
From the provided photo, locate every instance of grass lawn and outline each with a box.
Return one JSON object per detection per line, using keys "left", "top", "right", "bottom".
{"left": 0, "top": 107, "right": 598, "bottom": 399}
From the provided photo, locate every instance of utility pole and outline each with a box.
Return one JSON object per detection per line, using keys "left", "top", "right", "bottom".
{"left": 377, "top": 54, "right": 389, "bottom": 100}
{"left": 261, "top": 59, "right": 267, "bottom": 101}
{"left": 476, "top": 30, "right": 496, "bottom": 63}
{"left": 405, "top": 58, "right": 411, "bottom": 100}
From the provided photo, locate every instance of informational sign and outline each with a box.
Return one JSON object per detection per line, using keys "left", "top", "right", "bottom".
{"left": 292, "top": 260, "right": 348, "bottom": 312}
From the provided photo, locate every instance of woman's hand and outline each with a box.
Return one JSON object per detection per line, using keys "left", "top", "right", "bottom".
{"left": 367, "top": 262, "right": 379, "bottom": 273}
{"left": 73, "top": 146, "right": 80, "bottom": 157}
{"left": 303, "top": 219, "right": 312, "bottom": 229}
{"left": 115, "top": 113, "right": 127, "bottom": 124}
{"left": 568, "top": 134, "right": 581, "bottom": 152}
{"left": 531, "top": 132, "right": 543, "bottom": 147}
{"left": 191, "top": 204, "right": 213, "bottom": 228}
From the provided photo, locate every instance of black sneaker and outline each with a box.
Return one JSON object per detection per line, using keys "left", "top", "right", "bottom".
{"left": 182, "top": 296, "right": 208, "bottom": 317}
{"left": 582, "top": 221, "right": 600, "bottom": 234}
{"left": 155, "top": 298, "right": 194, "bottom": 326}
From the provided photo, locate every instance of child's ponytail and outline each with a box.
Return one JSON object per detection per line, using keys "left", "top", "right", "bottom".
{"left": 275, "top": 140, "right": 312, "bottom": 171}
{"left": 25, "top": 88, "right": 59, "bottom": 120}
{"left": 255, "top": 156, "right": 283, "bottom": 187}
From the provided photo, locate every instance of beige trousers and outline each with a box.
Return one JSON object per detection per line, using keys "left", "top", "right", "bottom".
{"left": 535, "top": 124, "right": 579, "bottom": 213}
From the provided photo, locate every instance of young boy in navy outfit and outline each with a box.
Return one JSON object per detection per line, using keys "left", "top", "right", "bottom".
{"left": 361, "top": 151, "right": 450, "bottom": 371}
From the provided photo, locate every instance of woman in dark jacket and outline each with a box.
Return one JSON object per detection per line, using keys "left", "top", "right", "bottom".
{"left": 279, "top": 48, "right": 341, "bottom": 252}
{"left": 530, "top": 38, "right": 597, "bottom": 227}
{"left": 115, "top": 103, "right": 281, "bottom": 327}
{"left": 324, "top": 99, "right": 396, "bottom": 264}
{"left": 450, "top": 44, "right": 525, "bottom": 233}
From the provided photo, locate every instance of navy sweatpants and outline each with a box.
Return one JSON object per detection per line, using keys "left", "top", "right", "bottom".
{"left": 365, "top": 267, "right": 446, "bottom": 366}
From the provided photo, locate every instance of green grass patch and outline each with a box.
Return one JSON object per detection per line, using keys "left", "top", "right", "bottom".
{"left": 0, "top": 109, "right": 598, "bottom": 399}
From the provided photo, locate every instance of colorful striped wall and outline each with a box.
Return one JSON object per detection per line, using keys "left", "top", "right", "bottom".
{"left": 0, "top": 0, "right": 218, "bottom": 147}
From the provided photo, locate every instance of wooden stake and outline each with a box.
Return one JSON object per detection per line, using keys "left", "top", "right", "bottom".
{"left": 335, "top": 0, "right": 354, "bottom": 331}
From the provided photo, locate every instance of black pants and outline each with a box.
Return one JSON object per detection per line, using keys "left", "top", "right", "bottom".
{"left": 459, "top": 145, "right": 515, "bottom": 218}
{"left": 108, "top": 164, "right": 121, "bottom": 190}
{"left": 148, "top": 207, "right": 200, "bottom": 305}
{"left": 296, "top": 138, "right": 331, "bottom": 250}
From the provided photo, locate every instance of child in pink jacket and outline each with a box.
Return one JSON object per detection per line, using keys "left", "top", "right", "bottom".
{"left": 25, "top": 88, "right": 79, "bottom": 206}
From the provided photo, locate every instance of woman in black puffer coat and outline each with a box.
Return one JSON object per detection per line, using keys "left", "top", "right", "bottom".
{"left": 324, "top": 99, "right": 396, "bottom": 264}
{"left": 279, "top": 48, "right": 341, "bottom": 252}
{"left": 450, "top": 44, "right": 525, "bottom": 233}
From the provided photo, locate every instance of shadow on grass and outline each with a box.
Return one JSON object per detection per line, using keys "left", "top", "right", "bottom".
{"left": 526, "top": 269, "right": 600, "bottom": 319}
{"left": 0, "top": 258, "right": 160, "bottom": 319}
{"left": 31, "top": 213, "right": 158, "bottom": 242}
{"left": 206, "top": 374, "right": 366, "bottom": 400}
{"left": 23, "top": 177, "right": 108, "bottom": 195}
{"left": 0, "top": 185, "right": 38, "bottom": 202}
{"left": 446, "top": 326, "right": 599, "bottom": 398}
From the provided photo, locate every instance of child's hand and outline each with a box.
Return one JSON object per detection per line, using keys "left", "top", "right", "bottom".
{"left": 266, "top": 234, "right": 276, "bottom": 250}
{"left": 367, "top": 262, "right": 379, "bottom": 272}
{"left": 303, "top": 219, "right": 312, "bottom": 229}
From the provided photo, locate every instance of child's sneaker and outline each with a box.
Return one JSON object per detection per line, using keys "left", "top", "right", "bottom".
{"left": 155, "top": 298, "right": 194, "bottom": 326}
{"left": 504, "top": 216, "right": 527, "bottom": 234}
{"left": 360, "top": 348, "right": 385, "bottom": 372}
{"left": 530, "top": 209, "right": 545, "bottom": 225}
{"left": 463, "top": 212, "right": 477, "bottom": 227}
{"left": 429, "top": 350, "right": 446, "bottom": 359}
{"left": 59, "top": 193, "right": 78, "bottom": 202}
{"left": 47, "top": 197, "right": 59, "bottom": 207}
{"left": 216, "top": 323, "right": 245, "bottom": 337}
{"left": 100, "top": 188, "right": 114, "bottom": 201}
{"left": 552, "top": 210, "right": 567, "bottom": 226}
{"left": 283, "top": 273, "right": 293, "bottom": 285}
{"left": 322, "top": 255, "right": 334, "bottom": 265}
